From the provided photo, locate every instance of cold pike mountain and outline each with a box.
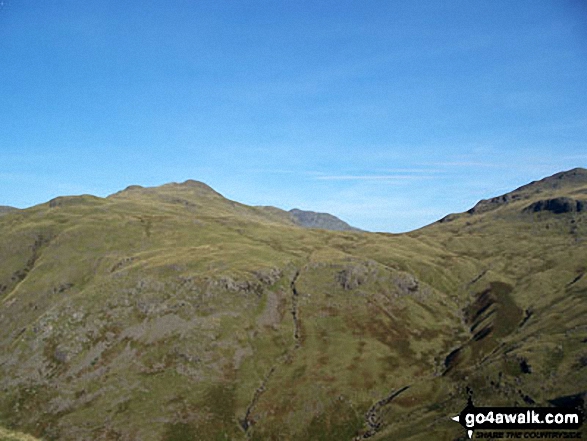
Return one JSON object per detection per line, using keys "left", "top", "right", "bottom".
{"left": 0, "top": 169, "right": 585, "bottom": 440}
{"left": 109, "top": 179, "right": 361, "bottom": 232}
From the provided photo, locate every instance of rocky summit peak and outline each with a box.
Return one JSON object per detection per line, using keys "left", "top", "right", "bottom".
{"left": 164, "top": 179, "right": 224, "bottom": 197}
{"left": 466, "top": 167, "right": 587, "bottom": 215}
{"left": 180, "top": 179, "right": 207, "bottom": 187}
{"left": 514, "top": 167, "right": 587, "bottom": 192}
{"left": 165, "top": 179, "right": 216, "bottom": 191}
{"left": 109, "top": 179, "right": 224, "bottom": 199}
{"left": 122, "top": 185, "right": 144, "bottom": 191}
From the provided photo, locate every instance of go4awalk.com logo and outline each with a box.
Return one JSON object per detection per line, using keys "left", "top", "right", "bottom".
{"left": 451, "top": 396, "right": 584, "bottom": 439}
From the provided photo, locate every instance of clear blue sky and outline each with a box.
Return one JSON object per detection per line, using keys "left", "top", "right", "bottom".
{"left": 1, "top": 0, "right": 586, "bottom": 232}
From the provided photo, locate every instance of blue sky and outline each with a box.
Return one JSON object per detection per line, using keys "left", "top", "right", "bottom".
{"left": 1, "top": 0, "right": 586, "bottom": 232}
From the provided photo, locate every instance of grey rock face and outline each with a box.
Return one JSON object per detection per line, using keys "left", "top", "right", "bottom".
{"left": 524, "top": 197, "right": 586, "bottom": 214}
{"left": 288, "top": 208, "right": 361, "bottom": 232}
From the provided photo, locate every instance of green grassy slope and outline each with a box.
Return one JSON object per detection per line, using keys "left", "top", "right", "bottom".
{"left": 0, "top": 171, "right": 585, "bottom": 440}
{"left": 0, "top": 206, "right": 17, "bottom": 217}
{"left": 0, "top": 426, "right": 40, "bottom": 441}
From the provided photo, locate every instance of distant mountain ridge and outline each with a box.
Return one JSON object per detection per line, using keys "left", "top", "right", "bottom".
{"left": 468, "top": 167, "right": 587, "bottom": 215}
{"left": 0, "top": 181, "right": 360, "bottom": 231}
{"left": 438, "top": 167, "right": 587, "bottom": 222}
{"left": 59, "top": 180, "right": 361, "bottom": 232}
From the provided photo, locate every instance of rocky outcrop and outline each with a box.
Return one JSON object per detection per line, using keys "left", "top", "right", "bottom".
{"left": 354, "top": 386, "right": 410, "bottom": 440}
{"left": 523, "top": 197, "right": 586, "bottom": 214}
{"left": 467, "top": 193, "right": 525, "bottom": 215}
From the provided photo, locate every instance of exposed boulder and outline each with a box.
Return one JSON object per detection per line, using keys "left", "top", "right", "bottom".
{"left": 523, "top": 197, "right": 586, "bottom": 214}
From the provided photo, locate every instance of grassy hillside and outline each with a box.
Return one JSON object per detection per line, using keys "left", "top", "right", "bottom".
{"left": 0, "top": 171, "right": 585, "bottom": 440}
{"left": 0, "top": 426, "right": 40, "bottom": 441}
{"left": 0, "top": 206, "right": 17, "bottom": 217}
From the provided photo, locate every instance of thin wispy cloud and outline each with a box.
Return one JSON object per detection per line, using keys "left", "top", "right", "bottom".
{"left": 0, "top": 172, "right": 28, "bottom": 182}
{"left": 377, "top": 168, "right": 446, "bottom": 174}
{"left": 313, "top": 174, "right": 436, "bottom": 181}
{"left": 249, "top": 168, "right": 324, "bottom": 176}
{"left": 421, "top": 161, "right": 505, "bottom": 168}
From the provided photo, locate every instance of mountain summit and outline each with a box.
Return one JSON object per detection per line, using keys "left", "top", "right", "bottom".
{"left": 106, "top": 180, "right": 361, "bottom": 231}
{"left": 433, "top": 168, "right": 587, "bottom": 223}
{"left": 467, "top": 167, "right": 587, "bottom": 214}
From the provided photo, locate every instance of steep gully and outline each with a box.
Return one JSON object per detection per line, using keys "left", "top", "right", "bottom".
{"left": 290, "top": 270, "right": 302, "bottom": 348}
{"left": 0, "top": 233, "right": 54, "bottom": 303}
{"left": 240, "top": 269, "right": 303, "bottom": 434}
{"left": 353, "top": 386, "right": 411, "bottom": 440}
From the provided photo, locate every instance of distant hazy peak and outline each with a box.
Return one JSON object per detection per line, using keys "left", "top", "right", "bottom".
{"left": 288, "top": 208, "right": 361, "bottom": 232}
